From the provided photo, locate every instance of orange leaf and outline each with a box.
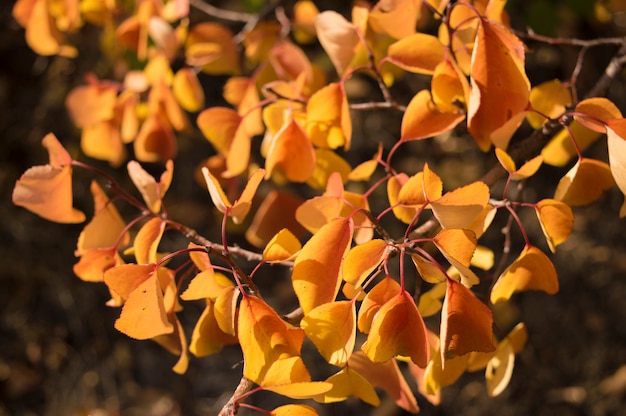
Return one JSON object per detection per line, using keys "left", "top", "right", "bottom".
{"left": 73, "top": 247, "right": 123, "bottom": 283}
{"left": 527, "top": 79, "right": 572, "bottom": 129}
{"left": 535, "top": 199, "right": 574, "bottom": 253}
{"left": 369, "top": 0, "right": 420, "bottom": 39}
{"left": 133, "top": 114, "right": 177, "bottom": 163}
{"left": 271, "top": 404, "right": 319, "bottom": 416}
{"left": 348, "top": 352, "right": 419, "bottom": 413}
{"left": 553, "top": 158, "right": 615, "bottom": 206}
{"left": 432, "top": 58, "right": 471, "bottom": 113}
{"left": 387, "top": 173, "right": 419, "bottom": 224}
{"left": 134, "top": 217, "right": 166, "bottom": 265}
{"left": 358, "top": 276, "right": 401, "bottom": 334}
{"left": 266, "top": 118, "right": 316, "bottom": 182}
{"left": 66, "top": 83, "right": 117, "bottom": 128}
{"left": 265, "top": 381, "right": 332, "bottom": 400}
{"left": 441, "top": 279, "right": 495, "bottom": 361}
{"left": 295, "top": 173, "right": 344, "bottom": 232}
{"left": 301, "top": 301, "right": 356, "bottom": 366}
{"left": 606, "top": 119, "right": 626, "bottom": 217}
{"left": 104, "top": 264, "right": 174, "bottom": 339}
{"left": 495, "top": 148, "right": 543, "bottom": 180}
{"left": 14, "top": 0, "right": 77, "bottom": 57}
{"left": 12, "top": 133, "right": 85, "bottom": 223}
{"left": 467, "top": 19, "right": 530, "bottom": 150}
{"left": 202, "top": 167, "right": 265, "bottom": 224}
{"left": 292, "top": 217, "right": 353, "bottom": 314}
{"left": 348, "top": 144, "right": 382, "bottom": 181}
{"left": 313, "top": 367, "right": 380, "bottom": 406}
{"left": 172, "top": 68, "right": 205, "bottom": 112}
{"left": 340, "top": 239, "right": 388, "bottom": 287}
{"left": 575, "top": 97, "right": 622, "bottom": 133}
{"left": 490, "top": 245, "right": 559, "bottom": 303}
{"left": 306, "top": 148, "right": 351, "bottom": 190}
{"left": 412, "top": 254, "right": 448, "bottom": 284}
{"left": 263, "top": 228, "right": 302, "bottom": 262}
{"left": 214, "top": 285, "right": 239, "bottom": 336}
{"left": 430, "top": 181, "right": 490, "bottom": 229}
{"left": 314, "top": 11, "right": 359, "bottom": 75}
{"left": 197, "top": 107, "right": 241, "bottom": 156}
{"left": 362, "top": 290, "right": 430, "bottom": 367}
{"left": 185, "top": 22, "right": 240, "bottom": 75}
{"left": 238, "top": 296, "right": 305, "bottom": 384}
{"left": 246, "top": 190, "right": 306, "bottom": 248}
{"left": 387, "top": 33, "right": 445, "bottom": 75}
{"left": 434, "top": 229, "right": 480, "bottom": 286}
{"left": 306, "top": 82, "right": 351, "bottom": 150}
{"left": 542, "top": 121, "right": 601, "bottom": 167}
{"left": 189, "top": 299, "right": 237, "bottom": 357}
{"left": 153, "top": 315, "right": 189, "bottom": 374}
{"left": 127, "top": 160, "right": 174, "bottom": 213}
{"left": 401, "top": 90, "right": 465, "bottom": 141}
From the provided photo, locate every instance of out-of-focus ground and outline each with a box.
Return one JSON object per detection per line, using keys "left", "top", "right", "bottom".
{"left": 2, "top": 1, "right": 626, "bottom": 415}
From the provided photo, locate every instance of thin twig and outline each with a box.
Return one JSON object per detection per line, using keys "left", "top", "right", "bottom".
{"left": 218, "top": 377, "right": 254, "bottom": 416}
{"left": 189, "top": 0, "right": 253, "bottom": 22}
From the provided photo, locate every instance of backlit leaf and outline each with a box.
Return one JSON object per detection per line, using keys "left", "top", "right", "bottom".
{"left": 133, "top": 114, "right": 177, "bottom": 163}
{"left": 266, "top": 118, "right": 316, "bottom": 182}
{"left": 430, "top": 181, "right": 490, "bottom": 229}
{"left": 553, "top": 158, "right": 615, "bottom": 206}
{"left": 575, "top": 97, "right": 622, "bottom": 133}
{"left": 349, "top": 144, "right": 382, "bottom": 181}
{"left": 260, "top": 355, "right": 312, "bottom": 388}
{"left": 295, "top": 172, "right": 344, "bottom": 232}
{"left": 185, "top": 22, "right": 240, "bottom": 74}
{"left": 527, "top": 79, "right": 572, "bottom": 129}
{"left": 306, "top": 148, "right": 351, "bottom": 190}
{"left": 418, "top": 282, "right": 447, "bottom": 317}
{"left": 73, "top": 247, "right": 123, "bottom": 283}
{"left": 441, "top": 279, "right": 495, "bottom": 360}
{"left": 202, "top": 167, "right": 265, "bottom": 224}
{"left": 467, "top": 19, "right": 530, "bottom": 150}
{"left": 172, "top": 68, "right": 204, "bottom": 112}
{"left": 535, "top": 199, "right": 574, "bottom": 252}
{"left": 266, "top": 381, "right": 333, "bottom": 400}
{"left": 490, "top": 245, "right": 559, "bottom": 303}
{"left": 340, "top": 239, "right": 388, "bottom": 287}
{"left": 189, "top": 299, "right": 237, "bottom": 357}
{"left": 292, "top": 217, "right": 353, "bottom": 314}
{"left": 271, "top": 404, "right": 319, "bottom": 416}
{"left": 432, "top": 58, "right": 471, "bottom": 113}
{"left": 424, "top": 342, "right": 470, "bottom": 394}
{"left": 127, "top": 160, "right": 173, "bottom": 213}
{"left": 306, "top": 82, "right": 351, "bottom": 150}
{"left": 134, "top": 217, "right": 166, "bottom": 265}
{"left": 348, "top": 352, "right": 419, "bottom": 413}
{"left": 362, "top": 290, "right": 429, "bottom": 367}
{"left": 313, "top": 367, "right": 380, "bottom": 406}
{"left": 301, "top": 301, "right": 356, "bottom": 366}
{"left": 263, "top": 228, "right": 301, "bottom": 262}
{"left": 246, "top": 190, "right": 306, "bottom": 248}
{"left": 411, "top": 254, "right": 448, "bottom": 284}
{"left": 485, "top": 338, "right": 515, "bottom": 397}
{"left": 369, "top": 0, "right": 420, "bottom": 39}
{"left": 388, "top": 173, "right": 419, "bottom": 224}
{"left": 314, "top": 11, "right": 359, "bottom": 75}
{"left": 214, "top": 285, "right": 239, "bottom": 336}
{"left": 387, "top": 33, "right": 445, "bottom": 75}
{"left": 358, "top": 276, "right": 401, "bottom": 334}
{"left": 606, "top": 119, "right": 626, "bottom": 217}
{"left": 197, "top": 107, "right": 241, "bottom": 156}
{"left": 401, "top": 90, "right": 465, "bottom": 141}
{"left": 12, "top": 134, "right": 86, "bottom": 223}
{"left": 542, "top": 121, "right": 601, "bottom": 167}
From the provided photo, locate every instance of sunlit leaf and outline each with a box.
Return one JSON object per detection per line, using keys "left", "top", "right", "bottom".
{"left": 133, "top": 114, "right": 177, "bottom": 163}
{"left": 388, "top": 173, "right": 419, "bottom": 224}
{"left": 527, "top": 79, "right": 572, "bottom": 128}
{"left": 358, "top": 276, "right": 402, "bottom": 334}
{"left": 362, "top": 290, "right": 429, "bottom": 367}
{"left": 189, "top": 299, "right": 237, "bottom": 357}
{"left": 66, "top": 83, "right": 117, "bottom": 128}
{"left": 172, "top": 68, "right": 204, "bottom": 112}
{"left": 246, "top": 190, "right": 306, "bottom": 248}
{"left": 202, "top": 167, "right": 265, "bottom": 224}
{"left": 266, "top": 381, "right": 333, "bottom": 400}
{"left": 369, "top": 0, "right": 421, "bottom": 39}
{"left": 349, "top": 144, "right": 382, "bottom": 181}
{"left": 424, "top": 343, "right": 469, "bottom": 394}
{"left": 490, "top": 245, "right": 559, "bottom": 303}
{"left": 401, "top": 90, "right": 465, "bottom": 141}
{"left": 430, "top": 181, "right": 490, "bottom": 229}
{"left": 266, "top": 118, "right": 316, "bottom": 182}
{"left": 606, "top": 119, "right": 626, "bottom": 217}
{"left": 432, "top": 58, "right": 471, "bottom": 113}
{"left": 306, "top": 83, "right": 351, "bottom": 150}
{"left": 73, "top": 247, "right": 123, "bottom": 283}
{"left": 467, "top": 19, "right": 530, "bottom": 150}
{"left": 197, "top": 107, "right": 241, "bottom": 156}
{"left": 313, "top": 367, "right": 380, "bottom": 406}
{"left": 340, "top": 239, "right": 387, "bottom": 287}
{"left": 13, "top": 133, "right": 85, "bottom": 223}
{"left": 542, "top": 121, "right": 601, "bottom": 167}
{"left": 271, "top": 404, "right": 319, "bottom": 416}
{"left": 418, "top": 282, "right": 446, "bottom": 317}
{"left": 263, "top": 228, "right": 302, "bottom": 262}
{"left": 292, "top": 217, "right": 353, "bottom": 314}
{"left": 301, "top": 301, "right": 356, "bottom": 366}
{"left": 134, "top": 217, "right": 166, "bottom": 265}
{"left": 411, "top": 254, "right": 448, "bottom": 284}
{"left": 575, "top": 97, "right": 622, "bottom": 133}
{"left": 306, "top": 148, "right": 352, "bottom": 190}
{"left": 441, "top": 279, "right": 495, "bottom": 361}
{"left": 185, "top": 22, "right": 240, "bottom": 74}
{"left": 387, "top": 33, "right": 445, "bottom": 74}
{"left": 295, "top": 172, "right": 344, "bottom": 232}
{"left": 314, "top": 11, "right": 359, "bottom": 75}
{"left": 485, "top": 338, "right": 515, "bottom": 397}
{"left": 553, "top": 158, "right": 615, "bottom": 206}
{"left": 127, "top": 160, "right": 173, "bottom": 213}
{"left": 535, "top": 199, "right": 574, "bottom": 253}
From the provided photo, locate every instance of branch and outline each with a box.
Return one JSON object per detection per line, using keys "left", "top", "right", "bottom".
{"left": 218, "top": 377, "right": 254, "bottom": 416}
{"left": 189, "top": 0, "right": 253, "bottom": 22}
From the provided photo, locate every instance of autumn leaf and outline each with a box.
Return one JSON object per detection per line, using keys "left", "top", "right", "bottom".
{"left": 401, "top": 90, "right": 466, "bottom": 141}
{"left": 133, "top": 114, "right": 177, "bottom": 163}
{"left": 246, "top": 190, "right": 306, "bottom": 248}
{"left": 238, "top": 296, "right": 305, "bottom": 384}
{"left": 433, "top": 229, "right": 480, "bottom": 287}
{"left": 348, "top": 352, "right": 419, "bottom": 413}
{"left": 349, "top": 144, "right": 382, "bottom": 181}
{"left": 271, "top": 404, "right": 319, "bottom": 416}
{"left": 185, "top": 22, "right": 240, "bottom": 74}
{"left": 467, "top": 19, "right": 530, "bottom": 150}
{"left": 134, "top": 217, "right": 166, "bottom": 265}
{"left": 362, "top": 290, "right": 430, "bottom": 367}
{"left": 263, "top": 228, "right": 302, "bottom": 262}
{"left": 490, "top": 245, "right": 559, "bottom": 303}
{"left": 197, "top": 107, "right": 241, "bottom": 157}
{"left": 127, "top": 160, "right": 173, "bottom": 213}
{"left": 313, "top": 367, "right": 380, "bottom": 406}
{"left": 369, "top": 0, "right": 421, "bottom": 40}
{"left": 606, "top": 119, "right": 626, "bottom": 217}
{"left": 202, "top": 167, "right": 265, "bottom": 224}
{"left": 104, "top": 263, "right": 174, "bottom": 340}
{"left": 292, "top": 217, "right": 353, "bottom": 314}
{"left": 417, "top": 282, "right": 447, "bottom": 317}
{"left": 172, "top": 68, "right": 205, "bottom": 112}
{"left": 486, "top": 323, "right": 528, "bottom": 397}
{"left": 358, "top": 276, "right": 402, "bottom": 334}
{"left": 553, "top": 158, "right": 615, "bottom": 206}
{"left": 527, "top": 79, "right": 572, "bottom": 129}
{"left": 314, "top": 11, "right": 359, "bottom": 75}
{"left": 432, "top": 58, "right": 471, "bottom": 113}
{"left": 387, "top": 33, "right": 445, "bottom": 75}
{"left": 542, "top": 121, "right": 601, "bottom": 167}
{"left": 441, "top": 279, "right": 495, "bottom": 361}
{"left": 534, "top": 199, "right": 574, "bottom": 252}
{"left": 495, "top": 148, "right": 543, "bottom": 181}
{"left": 301, "top": 301, "right": 356, "bottom": 366}
{"left": 575, "top": 97, "right": 622, "bottom": 133}
{"left": 265, "top": 118, "right": 316, "bottom": 182}
{"left": 13, "top": 133, "right": 86, "bottom": 223}
{"left": 189, "top": 299, "right": 237, "bottom": 357}
{"left": 306, "top": 82, "right": 352, "bottom": 150}
{"left": 430, "top": 181, "right": 490, "bottom": 229}
{"left": 424, "top": 339, "right": 470, "bottom": 395}
{"left": 340, "top": 239, "right": 388, "bottom": 287}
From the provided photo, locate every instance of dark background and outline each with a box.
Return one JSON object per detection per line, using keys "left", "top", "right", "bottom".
{"left": 2, "top": 1, "right": 626, "bottom": 415}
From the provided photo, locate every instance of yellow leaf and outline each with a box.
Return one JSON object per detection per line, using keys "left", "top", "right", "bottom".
{"left": 424, "top": 344, "right": 470, "bottom": 394}
{"left": 418, "top": 282, "right": 447, "bottom": 317}
{"left": 553, "top": 158, "right": 615, "bottom": 206}
{"left": 12, "top": 133, "right": 85, "bottom": 223}
{"left": 362, "top": 290, "right": 430, "bottom": 367}
{"left": 293, "top": 0, "right": 319, "bottom": 44}
{"left": 387, "top": 173, "right": 419, "bottom": 224}
{"left": 527, "top": 79, "right": 572, "bottom": 129}
{"left": 535, "top": 199, "right": 574, "bottom": 252}
{"left": 575, "top": 97, "right": 622, "bottom": 133}
{"left": 263, "top": 228, "right": 302, "bottom": 262}
{"left": 340, "top": 239, "right": 387, "bottom": 287}
{"left": 127, "top": 160, "right": 173, "bottom": 213}
{"left": 430, "top": 181, "right": 490, "bottom": 229}
{"left": 387, "top": 33, "right": 445, "bottom": 74}
{"left": 314, "top": 11, "right": 359, "bottom": 75}
{"left": 490, "top": 245, "right": 559, "bottom": 303}
{"left": 104, "top": 264, "right": 174, "bottom": 340}
{"left": 133, "top": 217, "right": 166, "bottom": 265}
{"left": 441, "top": 279, "right": 495, "bottom": 360}
{"left": 189, "top": 299, "right": 237, "bottom": 357}
{"left": 301, "top": 301, "right": 356, "bottom": 366}
{"left": 606, "top": 119, "right": 626, "bottom": 217}
{"left": 197, "top": 107, "right": 241, "bottom": 156}
{"left": 172, "top": 68, "right": 204, "bottom": 112}
{"left": 214, "top": 285, "right": 239, "bottom": 336}
{"left": 292, "top": 217, "right": 353, "bottom": 314}
{"left": 313, "top": 367, "right": 380, "bottom": 406}
{"left": 271, "top": 404, "right": 319, "bottom": 416}
{"left": 306, "top": 148, "right": 352, "bottom": 190}
{"left": 358, "top": 276, "right": 401, "bottom": 334}
{"left": 260, "top": 355, "right": 312, "bottom": 388}
{"left": 432, "top": 58, "right": 471, "bottom": 113}
{"left": 238, "top": 296, "right": 305, "bottom": 384}
{"left": 266, "top": 118, "right": 316, "bottom": 182}
{"left": 266, "top": 381, "right": 333, "bottom": 400}
{"left": 485, "top": 338, "right": 515, "bottom": 397}
{"left": 348, "top": 352, "right": 419, "bottom": 413}
{"left": 401, "top": 90, "right": 465, "bottom": 141}
{"left": 411, "top": 254, "right": 448, "bottom": 284}
{"left": 467, "top": 19, "right": 530, "bottom": 150}
{"left": 349, "top": 144, "right": 382, "bottom": 181}
{"left": 306, "top": 82, "right": 352, "bottom": 150}
{"left": 369, "top": 0, "right": 420, "bottom": 39}
{"left": 542, "top": 121, "right": 601, "bottom": 167}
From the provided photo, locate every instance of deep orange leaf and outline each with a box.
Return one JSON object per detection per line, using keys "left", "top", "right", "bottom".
{"left": 441, "top": 279, "right": 495, "bottom": 361}
{"left": 66, "top": 83, "right": 117, "bottom": 128}
{"left": 401, "top": 90, "right": 465, "bottom": 141}
{"left": 362, "top": 290, "right": 430, "bottom": 367}
{"left": 266, "top": 118, "right": 316, "bottom": 182}
{"left": 73, "top": 247, "right": 123, "bottom": 283}
{"left": 246, "top": 190, "right": 306, "bottom": 248}
{"left": 490, "top": 245, "right": 559, "bottom": 303}
{"left": 292, "top": 217, "right": 353, "bottom": 314}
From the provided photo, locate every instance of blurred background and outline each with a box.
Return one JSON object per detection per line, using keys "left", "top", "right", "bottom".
{"left": 2, "top": 0, "right": 626, "bottom": 415}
